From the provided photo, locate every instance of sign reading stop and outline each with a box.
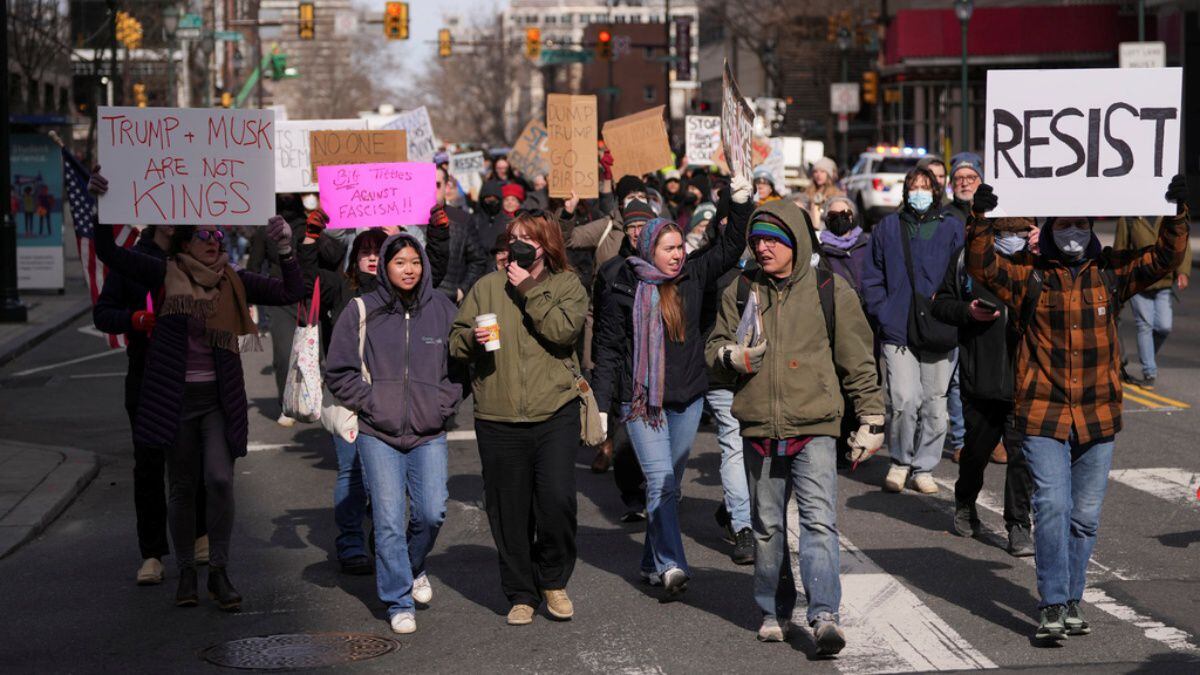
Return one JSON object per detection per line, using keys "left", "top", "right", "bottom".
{"left": 830, "top": 83, "right": 861, "bottom": 114}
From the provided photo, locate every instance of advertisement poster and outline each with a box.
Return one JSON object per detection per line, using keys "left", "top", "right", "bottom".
{"left": 11, "top": 134, "right": 64, "bottom": 290}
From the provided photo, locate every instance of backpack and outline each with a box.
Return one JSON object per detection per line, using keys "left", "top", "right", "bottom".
{"left": 735, "top": 265, "right": 836, "bottom": 350}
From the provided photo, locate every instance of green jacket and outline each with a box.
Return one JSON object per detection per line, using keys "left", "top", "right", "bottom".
{"left": 1114, "top": 216, "right": 1192, "bottom": 292}
{"left": 450, "top": 268, "right": 588, "bottom": 423}
{"left": 705, "top": 199, "right": 883, "bottom": 440}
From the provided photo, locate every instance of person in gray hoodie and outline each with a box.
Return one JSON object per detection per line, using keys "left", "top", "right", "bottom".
{"left": 325, "top": 233, "right": 465, "bottom": 636}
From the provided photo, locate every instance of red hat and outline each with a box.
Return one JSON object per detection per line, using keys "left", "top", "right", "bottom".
{"left": 501, "top": 183, "right": 526, "bottom": 202}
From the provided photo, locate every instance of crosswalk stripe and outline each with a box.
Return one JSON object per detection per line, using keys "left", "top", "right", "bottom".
{"left": 1124, "top": 385, "right": 1190, "bottom": 409}
{"left": 1108, "top": 468, "right": 1200, "bottom": 509}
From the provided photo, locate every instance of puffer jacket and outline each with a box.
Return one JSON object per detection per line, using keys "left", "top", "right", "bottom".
{"left": 449, "top": 266, "right": 589, "bottom": 423}
{"left": 706, "top": 200, "right": 883, "bottom": 439}
{"left": 325, "top": 233, "right": 464, "bottom": 450}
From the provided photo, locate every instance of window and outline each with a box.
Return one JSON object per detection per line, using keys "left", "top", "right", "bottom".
{"left": 10, "top": 74, "right": 21, "bottom": 106}
{"left": 643, "top": 85, "right": 656, "bottom": 102}
{"left": 644, "top": 47, "right": 654, "bottom": 59}
{"left": 45, "top": 84, "right": 55, "bottom": 110}
{"left": 59, "top": 87, "right": 70, "bottom": 113}
{"left": 29, "top": 79, "right": 39, "bottom": 108}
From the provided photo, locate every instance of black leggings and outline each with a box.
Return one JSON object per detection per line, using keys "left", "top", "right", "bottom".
{"left": 167, "top": 383, "right": 235, "bottom": 569}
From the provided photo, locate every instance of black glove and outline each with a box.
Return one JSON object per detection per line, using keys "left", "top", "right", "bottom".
{"left": 1166, "top": 174, "right": 1188, "bottom": 214}
{"left": 714, "top": 180, "right": 732, "bottom": 224}
{"left": 971, "top": 183, "right": 998, "bottom": 216}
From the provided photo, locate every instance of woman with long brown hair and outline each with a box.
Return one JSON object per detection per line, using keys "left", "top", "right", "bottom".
{"left": 449, "top": 211, "right": 589, "bottom": 626}
{"left": 591, "top": 176, "right": 753, "bottom": 598}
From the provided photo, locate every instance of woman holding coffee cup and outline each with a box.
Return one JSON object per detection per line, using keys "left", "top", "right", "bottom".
{"left": 450, "top": 211, "right": 589, "bottom": 627}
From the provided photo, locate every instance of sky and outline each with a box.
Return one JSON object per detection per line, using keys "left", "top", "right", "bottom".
{"left": 360, "top": 0, "right": 510, "bottom": 76}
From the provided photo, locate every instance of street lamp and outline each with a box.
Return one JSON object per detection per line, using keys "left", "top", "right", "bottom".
{"left": 162, "top": 4, "right": 179, "bottom": 106}
{"left": 837, "top": 27, "right": 851, "bottom": 170}
{"left": 955, "top": 0, "right": 974, "bottom": 152}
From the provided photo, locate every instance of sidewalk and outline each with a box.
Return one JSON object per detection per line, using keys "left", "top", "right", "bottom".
{"left": 0, "top": 441, "right": 99, "bottom": 559}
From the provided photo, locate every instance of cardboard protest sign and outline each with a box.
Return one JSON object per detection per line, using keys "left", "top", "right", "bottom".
{"left": 316, "top": 162, "right": 438, "bottom": 230}
{"left": 685, "top": 115, "right": 720, "bottom": 166}
{"left": 602, "top": 106, "right": 672, "bottom": 181}
{"left": 547, "top": 94, "right": 599, "bottom": 199}
{"left": 275, "top": 119, "right": 368, "bottom": 193}
{"left": 721, "top": 60, "right": 755, "bottom": 181}
{"left": 509, "top": 119, "right": 551, "bottom": 179}
{"left": 984, "top": 67, "right": 1182, "bottom": 217}
{"left": 449, "top": 151, "right": 485, "bottom": 198}
{"left": 377, "top": 106, "right": 437, "bottom": 162}
{"left": 97, "top": 106, "right": 275, "bottom": 226}
{"left": 310, "top": 129, "right": 407, "bottom": 176}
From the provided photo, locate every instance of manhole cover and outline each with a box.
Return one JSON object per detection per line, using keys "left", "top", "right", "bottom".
{"left": 202, "top": 633, "right": 400, "bottom": 670}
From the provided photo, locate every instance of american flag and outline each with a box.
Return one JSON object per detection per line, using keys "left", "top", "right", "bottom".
{"left": 63, "top": 149, "right": 139, "bottom": 349}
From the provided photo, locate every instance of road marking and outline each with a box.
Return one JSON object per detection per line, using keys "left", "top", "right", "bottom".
{"left": 1124, "top": 385, "right": 1190, "bottom": 409}
{"left": 1108, "top": 468, "right": 1200, "bottom": 509}
{"left": 11, "top": 349, "right": 122, "bottom": 376}
{"left": 246, "top": 442, "right": 294, "bottom": 452}
{"left": 67, "top": 371, "right": 125, "bottom": 379}
{"left": 77, "top": 325, "right": 108, "bottom": 340}
{"left": 787, "top": 502, "right": 996, "bottom": 671}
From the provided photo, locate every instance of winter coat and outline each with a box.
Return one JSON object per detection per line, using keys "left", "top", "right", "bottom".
{"left": 931, "top": 247, "right": 1016, "bottom": 402}
{"left": 449, "top": 267, "right": 589, "bottom": 423}
{"left": 472, "top": 180, "right": 511, "bottom": 254}
{"left": 1114, "top": 216, "right": 1193, "bottom": 292}
{"left": 861, "top": 207, "right": 964, "bottom": 347}
{"left": 567, "top": 207, "right": 626, "bottom": 284}
{"left": 325, "top": 233, "right": 464, "bottom": 450}
{"left": 93, "top": 225, "right": 305, "bottom": 458}
{"left": 93, "top": 233, "right": 166, "bottom": 374}
{"left": 706, "top": 200, "right": 883, "bottom": 439}
{"left": 591, "top": 199, "right": 751, "bottom": 412}
{"left": 435, "top": 205, "right": 488, "bottom": 302}
{"left": 819, "top": 230, "right": 871, "bottom": 295}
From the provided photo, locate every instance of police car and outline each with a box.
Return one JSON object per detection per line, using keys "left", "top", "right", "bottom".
{"left": 844, "top": 145, "right": 928, "bottom": 225}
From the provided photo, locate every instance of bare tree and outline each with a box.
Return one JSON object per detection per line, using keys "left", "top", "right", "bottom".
{"left": 8, "top": 0, "right": 71, "bottom": 109}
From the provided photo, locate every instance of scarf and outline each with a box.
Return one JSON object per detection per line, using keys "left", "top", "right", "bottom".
{"left": 161, "top": 252, "right": 257, "bottom": 353}
{"left": 818, "top": 226, "right": 863, "bottom": 251}
{"left": 626, "top": 218, "right": 683, "bottom": 429}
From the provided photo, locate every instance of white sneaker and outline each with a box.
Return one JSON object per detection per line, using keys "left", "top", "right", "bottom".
{"left": 884, "top": 465, "right": 909, "bottom": 493}
{"left": 413, "top": 573, "right": 432, "bottom": 605}
{"left": 757, "top": 616, "right": 788, "bottom": 642}
{"left": 194, "top": 535, "right": 209, "bottom": 565}
{"left": 662, "top": 567, "right": 689, "bottom": 597}
{"left": 912, "top": 473, "right": 938, "bottom": 494}
{"left": 136, "top": 558, "right": 164, "bottom": 585}
{"left": 390, "top": 612, "right": 416, "bottom": 634}
{"left": 276, "top": 414, "right": 296, "bottom": 428}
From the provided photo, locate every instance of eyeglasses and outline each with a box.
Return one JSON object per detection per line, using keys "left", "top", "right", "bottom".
{"left": 953, "top": 174, "right": 980, "bottom": 186}
{"left": 193, "top": 230, "right": 225, "bottom": 242}
{"left": 750, "top": 236, "right": 781, "bottom": 249}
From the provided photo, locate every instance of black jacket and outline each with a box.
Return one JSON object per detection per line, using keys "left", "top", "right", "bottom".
{"left": 472, "top": 180, "right": 511, "bottom": 253}
{"left": 931, "top": 246, "right": 1016, "bottom": 402}
{"left": 592, "top": 199, "right": 751, "bottom": 411}
{"left": 93, "top": 233, "right": 166, "bottom": 376}
{"left": 436, "top": 205, "right": 488, "bottom": 302}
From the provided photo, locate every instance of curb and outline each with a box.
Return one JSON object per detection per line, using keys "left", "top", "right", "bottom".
{"left": 0, "top": 442, "right": 100, "bottom": 560}
{"left": 0, "top": 299, "right": 93, "bottom": 368}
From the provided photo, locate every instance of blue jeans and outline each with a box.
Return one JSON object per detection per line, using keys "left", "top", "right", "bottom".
{"left": 946, "top": 351, "right": 966, "bottom": 449}
{"left": 1130, "top": 288, "right": 1173, "bottom": 379}
{"left": 357, "top": 433, "right": 449, "bottom": 618}
{"left": 745, "top": 437, "right": 840, "bottom": 624}
{"left": 333, "top": 435, "right": 369, "bottom": 560}
{"left": 1022, "top": 434, "right": 1114, "bottom": 608}
{"left": 622, "top": 397, "right": 704, "bottom": 576}
{"left": 882, "top": 344, "right": 953, "bottom": 474}
{"left": 705, "top": 388, "right": 750, "bottom": 532}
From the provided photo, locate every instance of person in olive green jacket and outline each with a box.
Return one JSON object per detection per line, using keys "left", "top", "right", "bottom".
{"left": 705, "top": 199, "right": 884, "bottom": 654}
{"left": 1113, "top": 215, "right": 1192, "bottom": 389}
{"left": 449, "top": 212, "right": 588, "bottom": 627}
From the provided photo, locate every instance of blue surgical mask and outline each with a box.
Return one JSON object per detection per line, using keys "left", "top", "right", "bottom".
{"left": 1052, "top": 226, "right": 1091, "bottom": 259}
{"left": 907, "top": 190, "right": 933, "bottom": 213}
{"left": 994, "top": 233, "right": 1026, "bottom": 257}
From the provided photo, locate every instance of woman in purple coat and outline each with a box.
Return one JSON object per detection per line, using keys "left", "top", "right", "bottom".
{"left": 89, "top": 168, "right": 304, "bottom": 612}
{"left": 817, "top": 196, "right": 871, "bottom": 295}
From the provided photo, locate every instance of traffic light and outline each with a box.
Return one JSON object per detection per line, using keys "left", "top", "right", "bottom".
{"left": 525, "top": 27, "right": 541, "bottom": 60}
{"left": 298, "top": 2, "right": 314, "bottom": 40}
{"left": 862, "top": 71, "right": 878, "bottom": 105}
{"left": 597, "top": 29, "right": 612, "bottom": 61}
{"left": 115, "top": 11, "right": 143, "bottom": 50}
{"left": 220, "top": 91, "right": 233, "bottom": 108}
{"left": 438, "top": 29, "right": 452, "bottom": 58}
{"left": 133, "top": 83, "right": 148, "bottom": 107}
{"left": 385, "top": 2, "right": 409, "bottom": 40}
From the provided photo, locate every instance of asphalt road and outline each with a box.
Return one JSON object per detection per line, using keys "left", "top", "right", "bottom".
{"left": 0, "top": 293, "right": 1198, "bottom": 674}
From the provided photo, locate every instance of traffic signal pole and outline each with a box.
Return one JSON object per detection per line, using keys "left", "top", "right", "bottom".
{"left": 0, "top": 0, "right": 28, "bottom": 323}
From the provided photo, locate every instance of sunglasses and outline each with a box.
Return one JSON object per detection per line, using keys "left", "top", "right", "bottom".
{"left": 192, "top": 230, "right": 225, "bottom": 242}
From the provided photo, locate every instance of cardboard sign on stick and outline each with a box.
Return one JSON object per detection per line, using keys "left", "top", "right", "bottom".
{"left": 274, "top": 119, "right": 368, "bottom": 193}
{"left": 317, "top": 162, "right": 438, "bottom": 230}
{"left": 96, "top": 106, "right": 276, "bottom": 225}
{"left": 721, "top": 60, "right": 755, "bottom": 181}
{"left": 377, "top": 106, "right": 437, "bottom": 162}
{"left": 547, "top": 94, "right": 599, "bottom": 199}
{"left": 983, "top": 67, "right": 1182, "bottom": 217}
{"left": 685, "top": 115, "right": 720, "bottom": 166}
{"left": 603, "top": 106, "right": 672, "bottom": 180}
{"left": 509, "top": 120, "right": 551, "bottom": 179}
{"left": 449, "top": 151, "right": 485, "bottom": 198}
{"left": 310, "top": 129, "right": 407, "bottom": 176}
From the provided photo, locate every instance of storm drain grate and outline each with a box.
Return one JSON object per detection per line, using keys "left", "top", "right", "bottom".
{"left": 202, "top": 632, "right": 401, "bottom": 670}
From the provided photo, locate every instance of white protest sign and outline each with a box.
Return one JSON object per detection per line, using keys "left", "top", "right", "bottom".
{"left": 97, "top": 106, "right": 275, "bottom": 226}
{"left": 449, "top": 151, "right": 484, "bottom": 197}
{"left": 763, "top": 138, "right": 788, "bottom": 196}
{"left": 984, "top": 68, "right": 1182, "bottom": 217}
{"left": 376, "top": 106, "right": 437, "bottom": 162}
{"left": 685, "top": 115, "right": 720, "bottom": 166}
{"left": 275, "top": 118, "right": 369, "bottom": 193}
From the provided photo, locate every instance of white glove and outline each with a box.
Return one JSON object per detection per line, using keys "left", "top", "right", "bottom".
{"left": 731, "top": 175, "right": 752, "bottom": 204}
{"left": 267, "top": 215, "right": 293, "bottom": 256}
{"left": 847, "top": 414, "right": 885, "bottom": 464}
{"left": 599, "top": 412, "right": 609, "bottom": 439}
{"left": 718, "top": 338, "right": 767, "bottom": 375}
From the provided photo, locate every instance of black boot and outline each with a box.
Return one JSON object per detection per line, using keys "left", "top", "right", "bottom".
{"left": 175, "top": 567, "right": 198, "bottom": 607}
{"left": 207, "top": 566, "right": 243, "bottom": 612}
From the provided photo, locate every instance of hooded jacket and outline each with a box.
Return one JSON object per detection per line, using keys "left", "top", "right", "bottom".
{"left": 472, "top": 180, "right": 511, "bottom": 254}
{"left": 591, "top": 200, "right": 752, "bottom": 412}
{"left": 819, "top": 230, "right": 871, "bottom": 295}
{"left": 325, "top": 233, "right": 464, "bottom": 450}
{"left": 705, "top": 200, "right": 883, "bottom": 439}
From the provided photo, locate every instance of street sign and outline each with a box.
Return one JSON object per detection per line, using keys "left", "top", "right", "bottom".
{"left": 837, "top": 113, "right": 849, "bottom": 133}
{"left": 539, "top": 49, "right": 593, "bottom": 65}
{"left": 176, "top": 13, "right": 202, "bottom": 40}
{"left": 214, "top": 30, "right": 242, "bottom": 42}
{"left": 830, "top": 83, "right": 860, "bottom": 114}
{"left": 1120, "top": 41, "right": 1166, "bottom": 68}
{"left": 334, "top": 11, "right": 359, "bottom": 37}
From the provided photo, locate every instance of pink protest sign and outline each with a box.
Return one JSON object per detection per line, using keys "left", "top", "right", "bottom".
{"left": 316, "top": 162, "right": 437, "bottom": 229}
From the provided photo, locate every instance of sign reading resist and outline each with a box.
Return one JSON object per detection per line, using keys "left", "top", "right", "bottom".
{"left": 984, "top": 68, "right": 1182, "bottom": 217}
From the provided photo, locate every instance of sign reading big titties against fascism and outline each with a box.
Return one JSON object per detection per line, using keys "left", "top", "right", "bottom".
{"left": 316, "top": 162, "right": 438, "bottom": 230}
{"left": 984, "top": 68, "right": 1182, "bottom": 217}
{"left": 97, "top": 106, "right": 276, "bottom": 225}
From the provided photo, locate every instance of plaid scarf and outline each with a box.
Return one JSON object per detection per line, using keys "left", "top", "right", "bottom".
{"left": 625, "top": 218, "right": 683, "bottom": 428}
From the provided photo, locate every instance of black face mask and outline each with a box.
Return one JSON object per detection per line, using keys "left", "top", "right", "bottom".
{"left": 825, "top": 212, "right": 856, "bottom": 236}
{"left": 509, "top": 240, "right": 539, "bottom": 270}
{"left": 481, "top": 198, "right": 501, "bottom": 216}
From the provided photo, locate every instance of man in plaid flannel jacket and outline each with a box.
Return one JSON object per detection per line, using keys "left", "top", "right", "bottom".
{"left": 965, "top": 175, "right": 1190, "bottom": 641}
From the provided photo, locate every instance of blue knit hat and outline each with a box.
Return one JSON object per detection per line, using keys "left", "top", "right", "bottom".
{"left": 950, "top": 152, "right": 984, "bottom": 180}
